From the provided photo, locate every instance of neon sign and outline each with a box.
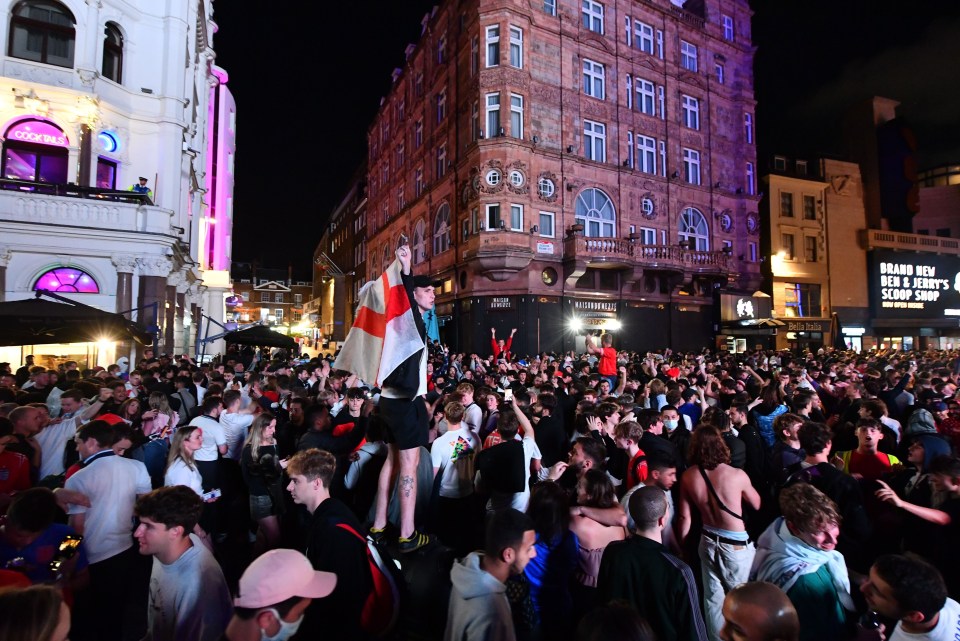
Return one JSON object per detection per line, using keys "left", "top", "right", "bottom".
{"left": 7, "top": 120, "right": 69, "bottom": 147}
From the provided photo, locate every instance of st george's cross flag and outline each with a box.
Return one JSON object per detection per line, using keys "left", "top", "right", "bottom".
{"left": 334, "top": 257, "right": 424, "bottom": 388}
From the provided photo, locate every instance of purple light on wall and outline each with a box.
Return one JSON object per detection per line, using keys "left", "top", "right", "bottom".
{"left": 6, "top": 119, "right": 69, "bottom": 147}
{"left": 34, "top": 268, "right": 99, "bottom": 293}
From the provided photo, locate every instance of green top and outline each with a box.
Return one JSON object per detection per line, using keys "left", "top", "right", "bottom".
{"left": 787, "top": 564, "right": 853, "bottom": 641}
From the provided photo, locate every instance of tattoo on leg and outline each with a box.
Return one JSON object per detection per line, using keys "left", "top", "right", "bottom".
{"left": 400, "top": 475, "right": 415, "bottom": 498}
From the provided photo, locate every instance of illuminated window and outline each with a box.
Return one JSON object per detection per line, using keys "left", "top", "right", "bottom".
{"left": 575, "top": 188, "right": 616, "bottom": 237}
{"left": 33, "top": 267, "right": 99, "bottom": 293}
{"left": 679, "top": 207, "right": 709, "bottom": 250}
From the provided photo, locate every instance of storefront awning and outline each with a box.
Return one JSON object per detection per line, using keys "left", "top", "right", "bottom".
{"left": 0, "top": 293, "right": 154, "bottom": 346}
{"left": 223, "top": 325, "right": 298, "bottom": 349}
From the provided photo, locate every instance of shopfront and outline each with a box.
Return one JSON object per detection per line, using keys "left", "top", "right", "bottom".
{"left": 868, "top": 249, "right": 960, "bottom": 350}
{"left": 715, "top": 292, "right": 779, "bottom": 353}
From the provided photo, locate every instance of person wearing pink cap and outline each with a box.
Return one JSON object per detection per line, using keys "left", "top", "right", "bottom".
{"left": 225, "top": 548, "right": 336, "bottom": 641}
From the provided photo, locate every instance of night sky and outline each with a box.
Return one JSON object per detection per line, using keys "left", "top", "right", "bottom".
{"left": 213, "top": 1, "right": 960, "bottom": 272}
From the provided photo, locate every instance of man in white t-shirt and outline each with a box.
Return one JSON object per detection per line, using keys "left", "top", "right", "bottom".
{"left": 431, "top": 400, "right": 481, "bottom": 553}
{"left": 66, "top": 419, "right": 153, "bottom": 641}
{"left": 189, "top": 395, "right": 226, "bottom": 536}
{"left": 219, "top": 390, "right": 256, "bottom": 462}
{"left": 862, "top": 554, "right": 960, "bottom": 641}
{"left": 35, "top": 387, "right": 109, "bottom": 479}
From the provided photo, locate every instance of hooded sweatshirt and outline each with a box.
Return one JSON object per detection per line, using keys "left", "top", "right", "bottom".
{"left": 444, "top": 551, "right": 516, "bottom": 641}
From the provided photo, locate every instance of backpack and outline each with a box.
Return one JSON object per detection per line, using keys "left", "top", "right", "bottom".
{"left": 335, "top": 523, "right": 403, "bottom": 638}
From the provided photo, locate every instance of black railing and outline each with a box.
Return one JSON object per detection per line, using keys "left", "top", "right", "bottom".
{"left": 0, "top": 177, "right": 153, "bottom": 206}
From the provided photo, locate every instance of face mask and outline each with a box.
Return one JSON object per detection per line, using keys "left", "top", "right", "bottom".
{"left": 261, "top": 611, "right": 303, "bottom": 641}
{"left": 664, "top": 419, "right": 679, "bottom": 432}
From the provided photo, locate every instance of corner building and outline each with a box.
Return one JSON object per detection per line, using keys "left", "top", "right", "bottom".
{"left": 365, "top": 0, "right": 760, "bottom": 354}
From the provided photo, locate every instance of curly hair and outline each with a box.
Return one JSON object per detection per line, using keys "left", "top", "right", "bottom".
{"left": 779, "top": 483, "right": 840, "bottom": 534}
{"left": 688, "top": 425, "right": 730, "bottom": 470}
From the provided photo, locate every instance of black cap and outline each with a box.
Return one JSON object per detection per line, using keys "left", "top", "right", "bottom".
{"left": 412, "top": 275, "right": 441, "bottom": 288}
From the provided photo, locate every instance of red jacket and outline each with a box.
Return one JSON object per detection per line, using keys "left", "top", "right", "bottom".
{"left": 492, "top": 336, "right": 513, "bottom": 361}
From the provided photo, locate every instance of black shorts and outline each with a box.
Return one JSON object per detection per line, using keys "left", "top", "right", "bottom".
{"left": 379, "top": 395, "right": 428, "bottom": 450}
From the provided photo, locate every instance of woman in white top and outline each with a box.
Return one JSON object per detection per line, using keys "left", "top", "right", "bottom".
{"left": 164, "top": 425, "right": 203, "bottom": 495}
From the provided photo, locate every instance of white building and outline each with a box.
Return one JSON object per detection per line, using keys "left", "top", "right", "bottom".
{"left": 0, "top": 0, "right": 236, "bottom": 368}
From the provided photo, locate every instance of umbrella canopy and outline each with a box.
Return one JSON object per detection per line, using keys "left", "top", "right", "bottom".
{"left": 223, "top": 324, "right": 297, "bottom": 349}
{"left": 0, "top": 296, "right": 154, "bottom": 347}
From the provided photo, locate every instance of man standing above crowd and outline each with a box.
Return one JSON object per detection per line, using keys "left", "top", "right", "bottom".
{"left": 585, "top": 332, "right": 618, "bottom": 390}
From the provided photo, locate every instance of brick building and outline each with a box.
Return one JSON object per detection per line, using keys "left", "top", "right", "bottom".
{"left": 228, "top": 263, "right": 312, "bottom": 329}
{"left": 362, "top": 0, "right": 761, "bottom": 354}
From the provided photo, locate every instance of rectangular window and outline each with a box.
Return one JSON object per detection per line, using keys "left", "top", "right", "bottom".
{"left": 294, "top": 293, "right": 303, "bottom": 304}
{"left": 437, "top": 33, "right": 447, "bottom": 63}
{"left": 715, "top": 63, "right": 725, "bottom": 84}
{"left": 509, "top": 26, "right": 523, "bottom": 68}
{"left": 397, "top": 183, "right": 405, "bottom": 210}
{"left": 683, "top": 148, "right": 701, "bottom": 185}
{"left": 415, "top": 166, "right": 424, "bottom": 196}
{"left": 510, "top": 204, "right": 523, "bottom": 231}
{"left": 657, "top": 85, "right": 665, "bottom": 119}
{"left": 682, "top": 95, "right": 700, "bottom": 130}
{"left": 784, "top": 283, "right": 821, "bottom": 317}
{"left": 782, "top": 233, "right": 795, "bottom": 260}
{"left": 796, "top": 160, "right": 808, "bottom": 175}
{"left": 293, "top": 311, "right": 302, "bottom": 322}
{"left": 774, "top": 156, "right": 788, "bottom": 171}
{"left": 780, "top": 192, "right": 794, "bottom": 217}
{"left": 539, "top": 211, "right": 555, "bottom": 237}
{"left": 275, "top": 309, "right": 284, "bottom": 321}
{"left": 625, "top": 75, "right": 633, "bottom": 109}
{"left": 744, "top": 112, "right": 754, "bottom": 144}
{"left": 656, "top": 29, "right": 664, "bottom": 59}
{"left": 436, "top": 90, "right": 447, "bottom": 123}
{"left": 471, "top": 36, "right": 479, "bottom": 76}
{"left": 640, "top": 227, "right": 657, "bottom": 244}
{"left": 722, "top": 14, "right": 734, "bottom": 41}
{"left": 415, "top": 72, "right": 423, "bottom": 97}
{"left": 544, "top": 0, "right": 556, "bottom": 16}
{"left": 582, "top": 0, "right": 604, "bottom": 34}
{"left": 626, "top": 131, "right": 634, "bottom": 169}
{"left": 510, "top": 94, "right": 523, "bottom": 138}
{"left": 583, "top": 59, "right": 605, "bottom": 100}
{"left": 659, "top": 140, "right": 667, "bottom": 177}
{"left": 471, "top": 101, "right": 479, "bottom": 140}
{"left": 398, "top": 98, "right": 405, "bottom": 122}
{"left": 635, "top": 78, "right": 655, "bottom": 115}
{"left": 274, "top": 292, "right": 284, "bottom": 303}
{"left": 241, "top": 291, "right": 250, "bottom": 301}
{"left": 396, "top": 142, "right": 404, "bottom": 166}
{"left": 486, "top": 92, "right": 501, "bottom": 137}
{"left": 260, "top": 292, "right": 269, "bottom": 303}
{"left": 803, "top": 195, "right": 816, "bottom": 220}
{"left": 436, "top": 144, "right": 447, "bottom": 178}
{"left": 749, "top": 242, "right": 758, "bottom": 262}
{"left": 634, "top": 20, "right": 654, "bottom": 54}
{"left": 485, "top": 203, "right": 501, "bottom": 230}
{"left": 680, "top": 40, "right": 698, "bottom": 72}
{"left": 636, "top": 134, "right": 656, "bottom": 174}
{"left": 486, "top": 25, "right": 500, "bottom": 67}
{"left": 804, "top": 236, "right": 818, "bottom": 262}
{"left": 415, "top": 119, "right": 423, "bottom": 148}
{"left": 746, "top": 162, "right": 755, "bottom": 195}
{"left": 584, "top": 120, "right": 606, "bottom": 162}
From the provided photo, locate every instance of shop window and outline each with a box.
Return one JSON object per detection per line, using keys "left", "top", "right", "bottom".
{"left": 33, "top": 267, "right": 99, "bottom": 293}
{"left": 783, "top": 283, "right": 821, "bottom": 317}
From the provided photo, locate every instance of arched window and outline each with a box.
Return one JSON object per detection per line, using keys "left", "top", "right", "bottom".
{"left": 679, "top": 207, "right": 709, "bottom": 251}
{"left": 2, "top": 118, "right": 69, "bottom": 183}
{"left": 33, "top": 267, "right": 99, "bottom": 293}
{"left": 412, "top": 219, "right": 427, "bottom": 264}
{"left": 433, "top": 203, "right": 451, "bottom": 255}
{"left": 575, "top": 188, "right": 616, "bottom": 237}
{"left": 102, "top": 22, "right": 123, "bottom": 83}
{"left": 9, "top": 1, "right": 76, "bottom": 68}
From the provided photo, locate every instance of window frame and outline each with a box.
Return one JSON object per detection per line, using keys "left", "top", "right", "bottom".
{"left": 634, "top": 20, "right": 654, "bottom": 54}
{"left": 9, "top": 0, "right": 76, "bottom": 68}
{"left": 584, "top": 119, "right": 606, "bottom": 163}
{"left": 485, "top": 203, "right": 501, "bottom": 230}
{"left": 436, "top": 90, "right": 447, "bottom": 123}
{"left": 486, "top": 92, "right": 501, "bottom": 137}
{"left": 509, "top": 25, "right": 523, "bottom": 68}
{"left": 635, "top": 78, "right": 655, "bottom": 116}
{"left": 636, "top": 134, "right": 656, "bottom": 174}
{"left": 582, "top": 59, "right": 605, "bottom": 100}
{"left": 722, "top": 14, "right": 734, "bottom": 41}
{"left": 538, "top": 211, "right": 555, "bottom": 238}
{"left": 485, "top": 25, "right": 500, "bottom": 68}
{"left": 680, "top": 40, "right": 698, "bottom": 72}
{"left": 510, "top": 93, "right": 524, "bottom": 138}
{"left": 102, "top": 21, "right": 122, "bottom": 83}
{"left": 682, "top": 148, "right": 701, "bottom": 185}
{"left": 434, "top": 203, "right": 452, "bottom": 255}
{"left": 780, "top": 191, "right": 794, "bottom": 218}
{"left": 509, "top": 203, "right": 524, "bottom": 232}
{"left": 582, "top": 0, "right": 604, "bottom": 34}
{"left": 682, "top": 95, "right": 700, "bottom": 130}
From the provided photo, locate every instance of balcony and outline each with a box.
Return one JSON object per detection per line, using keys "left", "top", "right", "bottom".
{"left": 0, "top": 178, "right": 171, "bottom": 234}
{"left": 563, "top": 235, "right": 634, "bottom": 269}
{"left": 461, "top": 231, "right": 536, "bottom": 282}
{"left": 864, "top": 229, "right": 960, "bottom": 255}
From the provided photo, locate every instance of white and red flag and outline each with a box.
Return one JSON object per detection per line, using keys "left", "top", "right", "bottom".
{"left": 334, "top": 258, "right": 424, "bottom": 387}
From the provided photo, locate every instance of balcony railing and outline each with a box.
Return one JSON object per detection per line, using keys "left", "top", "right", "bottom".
{"left": 0, "top": 177, "right": 170, "bottom": 234}
{"left": 864, "top": 229, "right": 960, "bottom": 255}
{"left": 564, "top": 235, "right": 731, "bottom": 271}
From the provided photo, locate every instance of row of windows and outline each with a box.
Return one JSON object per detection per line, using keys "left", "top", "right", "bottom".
{"left": 779, "top": 192, "right": 818, "bottom": 219}
{"left": 780, "top": 233, "right": 820, "bottom": 263}
{"left": 255, "top": 292, "right": 304, "bottom": 304}
{"left": 577, "top": 1, "right": 736, "bottom": 46}
{"left": 10, "top": 1, "right": 124, "bottom": 81}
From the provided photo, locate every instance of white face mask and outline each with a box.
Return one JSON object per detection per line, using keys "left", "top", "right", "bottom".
{"left": 261, "top": 610, "right": 303, "bottom": 641}
{"left": 663, "top": 419, "right": 679, "bottom": 432}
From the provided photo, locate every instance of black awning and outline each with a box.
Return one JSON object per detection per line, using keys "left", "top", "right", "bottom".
{"left": 223, "top": 325, "right": 297, "bottom": 349}
{"left": 0, "top": 294, "right": 154, "bottom": 346}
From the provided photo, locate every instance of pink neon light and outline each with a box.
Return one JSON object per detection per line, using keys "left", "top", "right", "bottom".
{"left": 7, "top": 120, "right": 69, "bottom": 147}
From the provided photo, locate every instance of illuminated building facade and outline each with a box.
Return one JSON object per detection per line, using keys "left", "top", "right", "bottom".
{"left": 0, "top": 0, "right": 235, "bottom": 367}
{"left": 362, "top": 0, "right": 761, "bottom": 353}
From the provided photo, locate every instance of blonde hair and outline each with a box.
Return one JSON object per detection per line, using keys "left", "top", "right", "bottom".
{"left": 0, "top": 584, "right": 64, "bottom": 641}
{"left": 167, "top": 425, "right": 199, "bottom": 471}
{"left": 148, "top": 391, "right": 172, "bottom": 413}
{"left": 244, "top": 412, "right": 276, "bottom": 460}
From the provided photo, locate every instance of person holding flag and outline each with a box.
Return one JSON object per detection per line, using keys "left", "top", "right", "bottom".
{"left": 335, "top": 239, "right": 438, "bottom": 553}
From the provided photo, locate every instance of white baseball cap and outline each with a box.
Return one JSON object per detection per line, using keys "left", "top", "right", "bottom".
{"left": 234, "top": 549, "right": 336, "bottom": 609}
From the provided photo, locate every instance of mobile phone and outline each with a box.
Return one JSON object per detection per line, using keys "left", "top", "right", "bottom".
{"left": 201, "top": 488, "right": 221, "bottom": 501}
{"left": 504, "top": 388, "right": 514, "bottom": 402}
{"left": 49, "top": 534, "right": 83, "bottom": 579}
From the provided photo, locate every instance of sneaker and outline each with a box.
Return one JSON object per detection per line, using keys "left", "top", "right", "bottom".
{"left": 398, "top": 530, "right": 431, "bottom": 554}
{"left": 368, "top": 526, "right": 387, "bottom": 545}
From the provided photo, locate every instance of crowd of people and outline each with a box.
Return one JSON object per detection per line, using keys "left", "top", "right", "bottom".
{"left": 1, "top": 265, "right": 960, "bottom": 641}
